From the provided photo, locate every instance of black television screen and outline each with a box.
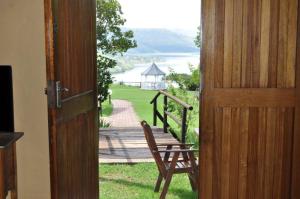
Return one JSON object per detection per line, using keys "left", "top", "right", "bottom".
{"left": 0, "top": 66, "right": 14, "bottom": 132}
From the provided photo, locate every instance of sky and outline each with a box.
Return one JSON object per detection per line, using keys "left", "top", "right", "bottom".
{"left": 118, "top": 0, "right": 201, "bottom": 31}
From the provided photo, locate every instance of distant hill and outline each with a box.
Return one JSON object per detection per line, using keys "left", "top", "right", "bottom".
{"left": 126, "top": 28, "right": 198, "bottom": 54}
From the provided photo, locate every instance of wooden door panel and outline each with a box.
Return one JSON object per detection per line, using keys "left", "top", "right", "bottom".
{"left": 56, "top": 0, "right": 96, "bottom": 96}
{"left": 45, "top": 0, "right": 98, "bottom": 198}
{"left": 212, "top": 0, "right": 298, "bottom": 89}
{"left": 57, "top": 112, "right": 97, "bottom": 199}
{"left": 200, "top": 0, "right": 299, "bottom": 198}
{"left": 211, "top": 107, "right": 294, "bottom": 198}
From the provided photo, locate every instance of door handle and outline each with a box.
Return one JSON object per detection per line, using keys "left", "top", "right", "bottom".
{"left": 56, "top": 81, "right": 69, "bottom": 108}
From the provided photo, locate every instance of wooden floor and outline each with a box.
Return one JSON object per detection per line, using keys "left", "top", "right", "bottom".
{"left": 99, "top": 127, "right": 179, "bottom": 163}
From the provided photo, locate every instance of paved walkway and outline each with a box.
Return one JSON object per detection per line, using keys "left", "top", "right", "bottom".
{"left": 106, "top": 100, "right": 140, "bottom": 127}
{"left": 99, "top": 99, "right": 180, "bottom": 163}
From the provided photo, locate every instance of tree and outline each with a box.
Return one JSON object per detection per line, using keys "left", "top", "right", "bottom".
{"left": 194, "top": 26, "right": 202, "bottom": 48}
{"left": 97, "top": 56, "right": 116, "bottom": 103}
{"left": 96, "top": 0, "right": 137, "bottom": 113}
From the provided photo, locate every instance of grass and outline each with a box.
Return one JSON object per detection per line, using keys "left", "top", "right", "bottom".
{"left": 100, "top": 163, "right": 198, "bottom": 199}
{"left": 102, "top": 100, "right": 113, "bottom": 117}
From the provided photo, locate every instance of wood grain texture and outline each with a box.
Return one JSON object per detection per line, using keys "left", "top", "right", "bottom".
{"left": 228, "top": 108, "right": 240, "bottom": 199}
{"left": 214, "top": 0, "right": 225, "bottom": 88}
{"left": 56, "top": 112, "right": 98, "bottom": 199}
{"left": 268, "top": 0, "right": 279, "bottom": 88}
{"left": 260, "top": 0, "right": 271, "bottom": 87}
{"left": 212, "top": 108, "right": 222, "bottom": 198}
{"left": 44, "top": 0, "right": 98, "bottom": 198}
{"left": 287, "top": 0, "right": 298, "bottom": 87}
{"left": 232, "top": 0, "right": 243, "bottom": 88}
{"left": 220, "top": 108, "right": 231, "bottom": 199}
{"left": 223, "top": 0, "right": 234, "bottom": 88}
{"left": 199, "top": 0, "right": 216, "bottom": 198}
{"left": 238, "top": 108, "right": 248, "bottom": 199}
{"left": 292, "top": 0, "right": 300, "bottom": 197}
{"left": 200, "top": 0, "right": 299, "bottom": 198}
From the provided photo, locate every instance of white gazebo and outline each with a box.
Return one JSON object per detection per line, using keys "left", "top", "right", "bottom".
{"left": 141, "top": 63, "right": 166, "bottom": 90}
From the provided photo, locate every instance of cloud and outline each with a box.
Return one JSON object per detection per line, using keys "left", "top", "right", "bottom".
{"left": 118, "top": 0, "right": 201, "bottom": 30}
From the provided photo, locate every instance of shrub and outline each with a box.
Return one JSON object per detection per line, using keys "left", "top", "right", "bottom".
{"left": 167, "top": 87, "right": 199, "bottom": 147}
{"left": 166, "top": 66, "right": 200, "bottom": 91}
{"left": 99, "top": 118, "right": 111, "bottom": 128}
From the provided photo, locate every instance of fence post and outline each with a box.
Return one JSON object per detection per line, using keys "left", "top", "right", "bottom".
{"left": 163, "top": 96, "right": 168, "bottom": 133}
{"left": 181, "top": 108, "right": 187, "bottom": 143}
{"left": 153, "top": 99, "right": 157, "bottom": 126}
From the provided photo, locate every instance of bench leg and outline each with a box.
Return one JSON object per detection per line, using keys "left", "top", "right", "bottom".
{"left": 160, "top": 173, "right": 172, "bottom": 199}
{"left": 154, "top": 173, "right": 163, "bottom": 192}
{"left": 160, "top": 152, "right": 179, "bottom": 199}
{"left": 188, "top": 174, "right": 197, "bottom": 191}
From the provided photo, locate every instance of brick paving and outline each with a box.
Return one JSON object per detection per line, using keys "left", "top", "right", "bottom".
{"left": 99, "top": 99, "right": 180, "bottom": 163}
{"left": 105, "top": 100, "right": 140, "bottom": 127}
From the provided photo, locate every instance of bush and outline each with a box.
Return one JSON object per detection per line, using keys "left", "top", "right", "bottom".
{"left": 167, "top": 87, "right": 199, "bottom": 147}
{"left": 99, "top": 119, "right": 111, "bottom": 128}
{"left": 166, "top": 66, "right": 200, "bottom": 91}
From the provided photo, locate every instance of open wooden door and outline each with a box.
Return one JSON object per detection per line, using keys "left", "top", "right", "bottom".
{"left": 200, "top": 0, "right": 300, "bottom": 198}
{"left": 44, "top": 0, "right": 98, "bottom": 198}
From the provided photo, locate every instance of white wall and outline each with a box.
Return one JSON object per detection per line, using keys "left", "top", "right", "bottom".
{"left": 0, "top": 1, "right": 51, "bottom": 198}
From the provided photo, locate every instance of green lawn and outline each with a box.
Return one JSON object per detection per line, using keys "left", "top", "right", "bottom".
{"left": 101, "top": 100, "right": 113, "bottom": 117}
{"left": 100, "top": 163, "right": 198, "bottom": 199}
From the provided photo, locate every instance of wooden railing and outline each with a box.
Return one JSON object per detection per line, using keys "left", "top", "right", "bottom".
{"left": 150, "top": 90, "right": 193, "bottom": 143}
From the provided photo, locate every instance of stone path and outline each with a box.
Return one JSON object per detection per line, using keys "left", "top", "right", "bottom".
{"left": 105, "top": 99, "right": 140, "bottom": 127}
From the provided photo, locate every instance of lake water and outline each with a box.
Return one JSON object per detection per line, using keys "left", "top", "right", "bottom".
{"left": 112, "top": 53, "right": 200, "bottom": 83}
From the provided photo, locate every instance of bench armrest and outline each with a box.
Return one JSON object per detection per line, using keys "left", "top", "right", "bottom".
{"left": 154, "top": 149, "right": 198, "bottom": 153}
{"left": 156, "top": 143, "right": 194, "bottom": 147}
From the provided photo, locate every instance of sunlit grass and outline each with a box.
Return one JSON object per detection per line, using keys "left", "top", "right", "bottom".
{"left": 102, "top": 100, "right": 113, "bottom": 117}
{"left": 100, "top": 163, "right": 198, "bottom": 199}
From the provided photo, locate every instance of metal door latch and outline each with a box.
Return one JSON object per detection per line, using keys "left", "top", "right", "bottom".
{"left": 45, "top": 80, "right": 69, "bottom": 108}
{"left": 56, "top": 81, "right": 69, "bottom": 108}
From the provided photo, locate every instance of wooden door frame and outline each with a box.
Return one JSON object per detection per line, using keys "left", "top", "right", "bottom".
{"left": 43, "top": 0, "right": 58, "bottom": 197}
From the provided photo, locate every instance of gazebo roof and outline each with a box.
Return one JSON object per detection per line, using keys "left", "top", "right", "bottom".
{"left": 141, "top": 63, "right": 166, "bottom": 76}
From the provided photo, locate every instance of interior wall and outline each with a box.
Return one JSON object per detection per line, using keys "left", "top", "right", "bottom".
{"left": 0, "top": 1, "right": 51, "bottom": 199}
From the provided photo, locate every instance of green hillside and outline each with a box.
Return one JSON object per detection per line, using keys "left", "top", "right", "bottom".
{"left": 127, "top": 28, "right": 198, "bottom": 53}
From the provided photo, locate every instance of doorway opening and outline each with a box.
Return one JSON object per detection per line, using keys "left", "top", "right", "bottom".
{"left": 97, "top": 0, "right": 201, "bottom": 198}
